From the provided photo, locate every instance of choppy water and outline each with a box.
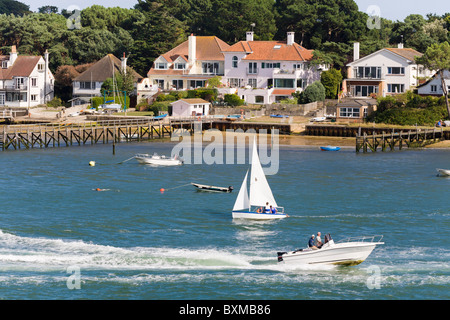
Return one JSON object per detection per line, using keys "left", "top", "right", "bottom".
{"left": 0, "top": 139, "right": 449, "bottom": 300}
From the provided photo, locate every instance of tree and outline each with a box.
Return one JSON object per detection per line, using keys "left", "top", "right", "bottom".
{"left": 38, "top": 6, "right": 58, "bottom": 14}
{"left": 416, "top": 42, "right": 450, "bottom": 119}
{"left": 320, "top": 69, "right": 343, "bottom": 99}
{"left": 0, "top": 0, "right": 30, "bottom": 15}
{"left": 297, "top": 81, "right": 326, "bottom": 104}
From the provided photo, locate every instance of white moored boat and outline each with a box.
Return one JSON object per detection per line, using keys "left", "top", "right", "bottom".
{"left": 436, "top": 168, "right": 450, "bottom": 177}
{"left": 135, "top": 153, "right": 183, "bottom": 166}
{"left": 277, "top": 235, "right": 384, "bottom": 266}
{"left": 232, "top": 137, "right": 287, "bottom": 220}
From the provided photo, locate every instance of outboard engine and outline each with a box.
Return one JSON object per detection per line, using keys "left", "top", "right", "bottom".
{"left": 277, "top": 252, "right": 286, "bottom": 262}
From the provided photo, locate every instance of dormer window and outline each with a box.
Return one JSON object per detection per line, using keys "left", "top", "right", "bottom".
{"left": 174, "top": 63, "right": 186, "bottom": 70}
{"left": 2, "top": 61, "right": 7, "bottom": 68}
{"left": 155, "top": 62, "right": 168, "bottom": 70}
{"left": 38, "top": 64, "right": 45, "bottom": 71}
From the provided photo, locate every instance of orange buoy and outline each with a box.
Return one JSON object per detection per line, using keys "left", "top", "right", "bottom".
{"left": 160, "top": 188, "right": 165, "bottom": 193}
{"left": 96, "top": 188, "right": 101, "bottom": 191}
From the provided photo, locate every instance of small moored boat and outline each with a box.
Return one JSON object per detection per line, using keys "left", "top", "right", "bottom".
{"left": 135, "top": 153, "right": 183, "bottom": 166}
{"left": 320, "top": 146, "right": 341, "bottom": 151}
{"left": 436, "top": 168, "right": 450, "bottom": 176}
{"left": 277, "top": 235, "right": 384, "bottom": 267}
{"left": 191, "top": 183, "right": 233, "bottom": 193}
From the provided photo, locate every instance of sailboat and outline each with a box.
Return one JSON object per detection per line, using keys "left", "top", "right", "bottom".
{"left": 232, "top": 137, "right": 287, "bottom": 220}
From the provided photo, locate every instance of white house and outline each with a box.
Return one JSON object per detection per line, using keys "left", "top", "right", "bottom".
{"left": 147, "top": 35, "right": 230, "bottom": 91}
{"left": 221, "top": 31, "right": 324, "bottom": 104}
{"left": 0, "top": 45, "right": 54, "bottom": 108}
{"left": 343, "top": 43, "right": 433, "bottom": 98}
{"left": 417, "top": 70, "right": 450, "bottom": 96}
{"left": 72, "top": 54, "right": 143, "bottom": 106}
{"left": 171, "top": 98, "right": 210, "bottom": 117}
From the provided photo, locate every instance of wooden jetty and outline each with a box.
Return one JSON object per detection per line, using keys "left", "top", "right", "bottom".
{"left": 356, "top": 128, "right": 446, "bottom": 152}
{"left": 0, "top": 117, "right": 292, "bottom": 151}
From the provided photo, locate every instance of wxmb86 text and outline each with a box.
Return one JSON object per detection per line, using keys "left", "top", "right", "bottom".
{"left": 223, "top": 305, "right": 270, "bottom": 315}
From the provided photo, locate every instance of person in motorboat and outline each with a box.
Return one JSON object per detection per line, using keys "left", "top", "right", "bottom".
{"left": 308, "top": 235, "right": 318, "bottom": 250}
{"left": 315, "top": 232, "right": 323, "bottom": 248}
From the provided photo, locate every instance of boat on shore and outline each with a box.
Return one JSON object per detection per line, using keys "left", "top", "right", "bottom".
{"left": 320, "top": 146, "right": 341, "bottom": 151}
{"left": 277, "top": 235, "right": 384, "bottom": 266}
{"left": 191, "top": 183, "right": 233, "bottom": 193}
{"left": 232, "top": 137, "right": 287, "bottom": 220}
{"left": 135, "top": 153, "right": 183, "bottom": 166}
{"left": 436, "top": 168, "right": 450, "bottom": 176}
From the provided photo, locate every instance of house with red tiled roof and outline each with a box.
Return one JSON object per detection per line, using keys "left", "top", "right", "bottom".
{"left": 221, "top": 32, "right": 324, "bottom": 104}
{"left": 343, "top": 43, "right": 434, "bottom": 100}
{"left": 0, "top": 46, "right": 54, "bottom": 108}
{"left": 147, "top": 35, "right": 230, "bottom": 91}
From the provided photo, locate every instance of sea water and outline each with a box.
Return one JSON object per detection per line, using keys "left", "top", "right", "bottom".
{"left": 0, "top": 140, "right": 449, "bottom": 300}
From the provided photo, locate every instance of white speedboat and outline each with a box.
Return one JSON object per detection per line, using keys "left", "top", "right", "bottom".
{"left": 277, "top": 235, "right": 384, "bottom": 266}
{"left": 436, "top": 168, "right": 450, "bottom": 177}
{"left": 232, "top": 137, "right": 287, "bottom": 220}
{"left": 135, "top": 153, "right": 183, "bottom": 166}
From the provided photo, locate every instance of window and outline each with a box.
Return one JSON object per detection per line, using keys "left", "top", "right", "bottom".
{"left": 155, "top": 62, "right": 167, "bottom": 69}
{"left": 0, "top": 93, "right": 4, "bottom": 105}
{"left": 294, "top": 64, "right": 303, "bottom": 70}
{"left": 354, "top": 66, "right": 381, "bottom": 79}
{"left": 274, "top": 78, "right": 295, "bottom": 88}
{"left": 340, "top": 107, "right": 360, "bottom": 118}
{"left": 232, "top": 56, "right": 238, "bottom": 68}
{"left": 31, "top": 94, "right": 37, "bottom": 101}
{"left": 155, "top": 79, "right": 164, "bottom": 89}
{"left": 172, "top": 80, "right": 183, "bottom": 90}
{"left": 202, "top": 62, "right": 219, "bottom": 74}
{"left": 38, "top": 64, "right": 44, "bottom": 71}
{"left": 387, "top": 84, "right": 405, "bottom": 93}
{"left": 248, "top": 79, "right": 257, "bottom": 88}
{"left": 431, "top": 85, "right": 437, "bottom": 92}
{"left": 261, "top": 62, "right": 280, "bottom": 69}
{"left": 229, "top": 78, "right": 241, "bottom": 88}
{"left": 248, "top": 62, "right": 257, "bottom": 74}
{"left": 80, "top": 82, "right": 95, "bottom": 90}
{"left": 255, "top": 96, "right": 264, "bottom": 103}
{"left": 31, "top": 78, "right": 37, "bottom": 87}
{"left": 189, "top": 80, "right": 205, "bottom": 88}
{"left": 174, "top": 63, "right": 186, "bottom": 70}
{"left": 352, "top": 85, "right": 378, "bottom": 97}
{"left": 387, "top": 67, "right": 405, "bottom": 75}
{"left": 2, "top": 61, "right": 7, "bottom": 68}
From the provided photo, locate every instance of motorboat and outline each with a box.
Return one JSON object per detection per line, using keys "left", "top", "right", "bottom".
{"left": 135, "top": 153, "right": 183, "bottom": 166}
{"left": 191, "top": 183, "right": 233, "bottom": 193}
{"left": 320, "top": 146, "right": 341, "bottom": 151}
{"left": 232, "top": 137, "right": 287, "bottom": 220}
{"left": 277, "top": 235, "right": 384, "bottom": 266}
{"left": 436, "top": 168, "right": 450, "bottom": 177}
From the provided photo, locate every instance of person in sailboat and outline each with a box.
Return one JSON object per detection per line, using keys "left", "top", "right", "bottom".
{"left": 265, "top": 202, "right": 270, "bottom": 213}
{"left": 270, "top": 205, "right": 277, "bottom": 214}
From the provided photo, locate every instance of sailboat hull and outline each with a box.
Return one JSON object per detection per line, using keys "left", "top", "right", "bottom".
{"left": 232, "top": 211, "right": 287, "bottom": 220}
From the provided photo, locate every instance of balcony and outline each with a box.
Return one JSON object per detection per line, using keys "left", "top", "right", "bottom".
{"left": 4, "top": 84, "right": 28, "bottom": 91}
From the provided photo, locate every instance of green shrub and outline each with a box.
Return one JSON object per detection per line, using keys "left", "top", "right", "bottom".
{"left": 224, "top": 94, "right": 245, "bottom": 106}
{"left": 47, "top": 97, "right": 62, "bottom": 108}
{"left": 297, "top": 81, "right": 326, "bottom": 104}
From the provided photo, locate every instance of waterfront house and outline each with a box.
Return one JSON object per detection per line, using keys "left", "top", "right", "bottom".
{"left": 343, "top": 43, "right": 433, "bottom": 98}
{"left": 335, "top": 98, "right": 377, "bottom": 123}
{"left": 147, "top": 35, "right": 230, "bottom": 91}
{"left": 221, "top": 32, "right": 324, "bottom": 104}
{"left": 0, "top": 45, "right": 54, "bottom": 108}
{"left": 72, "top": 54, "right": 143, "bottom": 106}
{"left": 171, "top": 98, "right": 211, "bottom": 117}
{"left": 417, "top": 70, "right": 450, "bottom": 97}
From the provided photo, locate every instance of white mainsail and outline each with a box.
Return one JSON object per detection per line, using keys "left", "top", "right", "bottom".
{"left": 249, "top": 137, "right": 277, "bottom": 208}
{"left": 232, "top": 170, "right": 249, "bottom": 211}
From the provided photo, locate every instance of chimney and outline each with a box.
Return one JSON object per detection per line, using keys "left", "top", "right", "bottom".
{"left": 287, "top": 32, "right": 295, "bottom": 46}
{"left": 10, "top": 45, "right": 18, "bottom": 65}
{"left": 188, "top": 34, "right": 196, "bottom": 66}
{"left": 246, "top": 31, "right": 254, "bottom": 42}
{"left": 121, "top": 52, "right": 127, "bottom": 75}
{"left": 398, "top": 43, "right": 404, "bottom": 49}
{"left": 353, "top": 42, "right": 360, "bottom": 62}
